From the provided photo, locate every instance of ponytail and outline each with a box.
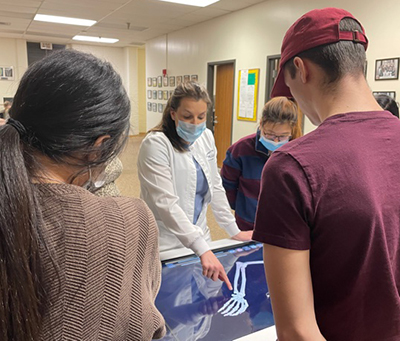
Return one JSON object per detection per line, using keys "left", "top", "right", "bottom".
{"left": 0, "top": 124, "right": 45, "bottom": 341}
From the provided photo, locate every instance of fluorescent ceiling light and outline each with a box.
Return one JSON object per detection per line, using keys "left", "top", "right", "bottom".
{"left": 34, "top": 14, "right": 96, "bottom": 27}
{"left": 157, "top": 0, "right": 219, "bottom": 7}
{"left": 73, "top": 35, "right": 119, "bottom": 44}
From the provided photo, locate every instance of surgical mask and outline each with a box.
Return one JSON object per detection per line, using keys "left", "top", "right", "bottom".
{"left": 176, "top": 120, "right": 206, "bottom": 143}
{"left": 259, "top": 135, "right": 288, "bottom": 152}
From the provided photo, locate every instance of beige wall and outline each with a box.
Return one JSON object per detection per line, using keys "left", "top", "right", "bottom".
{"left": 146, "top": 0, "right": 400, "bottom": 141}
{"left": 0, "top": 38, "right": 27, "bottom": 107}
{"left": 138, "top": 49, "right": 147, "bottom": 133}
{"left": 0, "top": 40, "right": 143, "bottom": 135}
{"left": 72, "top": 43, "right": 141, "bottom": 135}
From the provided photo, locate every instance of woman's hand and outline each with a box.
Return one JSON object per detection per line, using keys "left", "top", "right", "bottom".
{"left": 200, "top": 250, "right": 233, "bottom": 290}
{"left": 231, "top": 230, "right": 253, "bottom": 241}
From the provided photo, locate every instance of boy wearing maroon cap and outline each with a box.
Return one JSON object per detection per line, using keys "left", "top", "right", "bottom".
{"left": 253, "top": 7, "right": 400, "bottom": 341}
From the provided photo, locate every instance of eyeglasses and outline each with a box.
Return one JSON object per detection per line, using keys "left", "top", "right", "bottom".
{"left": 262, "top": 133, "right": 291, "bottom": 142}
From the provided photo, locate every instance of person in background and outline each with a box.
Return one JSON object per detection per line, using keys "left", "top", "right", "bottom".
{"left": 0, "top": 49, "right": 165, "bottom": 341}
{"left": 0, "top": 100, "right": 11, "bottom": 119}
{"left": 137, "top": 81, "right": 252, "bottom": 290}
{"left": 374, "top": 93, "right": 399, "bottom": 118}
{"left": 221, "top": 97, "right": 302, "bottom": 231}
{"left": 253, "top": 7, "right": 400, "bottom": 340}
{"left": 92, "top": 157, "right": 124, "bottom": 197}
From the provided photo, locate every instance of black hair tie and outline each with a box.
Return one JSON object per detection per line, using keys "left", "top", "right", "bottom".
{"left": 6, "top": 118, "right": 28, "bottom": 138}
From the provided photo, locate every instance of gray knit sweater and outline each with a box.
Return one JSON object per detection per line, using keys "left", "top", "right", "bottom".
{"left": 35, "top": 183, "right": 166, "bottom": 340}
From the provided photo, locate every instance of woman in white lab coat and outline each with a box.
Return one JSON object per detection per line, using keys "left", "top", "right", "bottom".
{"left": 138, "top": 82, "right": 252, "bottom": 288}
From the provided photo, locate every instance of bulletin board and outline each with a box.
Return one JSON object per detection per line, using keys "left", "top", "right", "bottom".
{"left": 237, "top": 69, "right": 259, "bottom": 121}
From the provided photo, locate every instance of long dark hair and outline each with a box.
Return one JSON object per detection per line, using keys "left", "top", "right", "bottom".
{"left": 375, "top": 94, "right": 399, "bottom": 118}
{"left": 150, "top": 81, "right": 211, "bottom": 152}
{"left": 0, "top": 49, "right": 130, "bottom": 340}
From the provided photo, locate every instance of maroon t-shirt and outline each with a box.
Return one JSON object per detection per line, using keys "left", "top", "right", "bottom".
{"left": 253, "top": 111, "right": 400, "bottom": 341}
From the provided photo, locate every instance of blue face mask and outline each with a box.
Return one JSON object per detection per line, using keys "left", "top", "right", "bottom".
{"left": 259, "top": 135, "right": 288, "bottom": 152}
{"left": 176, "top": 120, "right": 206, "bottom": 143}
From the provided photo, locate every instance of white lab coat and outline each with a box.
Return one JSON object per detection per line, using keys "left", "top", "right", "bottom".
{"left": 137, "top": 129, "right": 240, "bottom": 256}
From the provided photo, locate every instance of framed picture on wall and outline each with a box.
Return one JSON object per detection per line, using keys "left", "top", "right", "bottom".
{"left": 375, "top": 58, "right": 400, "bottom": 80}
{"left": 152, "top": 103, "right": 157, "bottom": 112}
{"left": 147, "top": 90, "right": 152, "bottom": 99}
{"left": 152, "top": 77, "right": 157, "bottom": 87}
{"left": 158, "top": 103, "right": 164, "bottom": 113}
{"left": 169, "top": 76, "right": 175, "bottom": 87}
{"left": 158, "top": 90, "right": 163, "bottom": 100}
{"left": 0, "top": 66, "right": 14, "bottom": 80}
{"left": 147, "top": 102, "right": 152, "bottom": 111}
{"left": 158, "top": 76, "right": 163, "bottom": 87}
{"left": 147, "top": 77, "right": 152, "bottom": 87}
{"left": 163, "top": 90, "right": 168, "bottom": 100}
{"left": 153, "top": 90, "right": 157, "bottom": 99}
{"left": 163, "top": 76, "right": 168, "bottom": 87}
{"left": 176, "top": 76, "right": 182, "bottom": 86}
{"left": 372, "top": 91, "right": 396, "bottom": 100}
{"left": 191, "top": 75, "right": 198, "bottom": 82}
{"left": 184, "top": 75, "right": 190, "bottom": 83}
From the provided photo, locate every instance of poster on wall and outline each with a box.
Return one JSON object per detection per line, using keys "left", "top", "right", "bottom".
{"left": 158, "top": 90, "right": 163, "bottom": 100}
{"left": 169, "top": 90, "right": 174, "bottom": 98}
{"left": 153, "top": 90, "right": 157, "bottom": 99}
{"left": 158, "top": 103, "right": 164, "bottom": 113}
{"left": 158, "top": 76, "right": 163, "bottom": 87}
{"left": 176, "top": 76, "right": 182, "bottom": 86}
{"left": 183, "top": 75, "right": 190, "bottom": 83}
{"left": 152, "top": 103, "right": 157, "bottom": 112}
{"left": 169, "top": 76, "right": 175, "bottom": 87}
{"left": 163, "top": 90, "right": 168, "bottom": 100}
{"left": 147, "top": 77, "right": 152, "bottom": 87}
{"left": 147, "top": 90, "right": 152, "bottom": 99}
{"left": 191, "top": 75, "right": 198, "bottom": 82}
{"left": 152, "top": 77, "right": 157, "bottom": 87}
{"left": 147, "top": 102, "right": 152, "bottom": 111}
{"left": 163, "top": 76, "right": 168, "bottom": 87}
{"left": 237, "top": 69, "right": 260, "bottom": 122}
{"left": 0, "top": 66, "right": 14, "bottom": 81}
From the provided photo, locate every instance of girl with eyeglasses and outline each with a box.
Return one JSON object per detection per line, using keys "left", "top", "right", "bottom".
{"left": 221, "top": 97, "right": 302, "bottom": 231}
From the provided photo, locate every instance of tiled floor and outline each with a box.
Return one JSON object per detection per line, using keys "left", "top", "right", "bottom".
{"left": 116, "top": 135, "right": 229, "bottom": 241}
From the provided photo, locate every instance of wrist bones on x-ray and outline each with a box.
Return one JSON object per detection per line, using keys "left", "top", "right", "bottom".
{"left": 218, "top": 261, "right": 268, "bottom": 317}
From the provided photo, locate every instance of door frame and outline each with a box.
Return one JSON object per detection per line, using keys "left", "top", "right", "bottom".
{"left": 265, "top": 54, "right": 281, "bottom": 103}
{"left": 206, "top": 59, "right": 236, "bottom": 141}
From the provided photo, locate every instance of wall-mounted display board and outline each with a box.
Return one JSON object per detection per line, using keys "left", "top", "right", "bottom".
{"left": 237, "top": 69, "right": 259, "bottom": 121}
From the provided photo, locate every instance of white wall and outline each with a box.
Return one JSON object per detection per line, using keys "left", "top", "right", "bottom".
{"left": 0, "top": 40, "right": 142, "bottom": 135}
{"left": 146, "top": 35, "right": 167, "bottom": 130}
{"left": 71, "top": 43, "right": 140, "bottom": 135}
{"left": 146, "top": 0, "right": 400, "bottom": 141}
{"left": 0, "top": 38, "right": 27, "bottom": 107}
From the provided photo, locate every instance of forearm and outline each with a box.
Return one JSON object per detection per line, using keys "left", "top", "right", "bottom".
{"left": 263, "top": 245, "right": 325, "bottom": 341}
{"left": 277, "top": 326, "right": 326, "bottom": 341}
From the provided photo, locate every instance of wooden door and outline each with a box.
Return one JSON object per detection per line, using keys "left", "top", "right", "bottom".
{"left": 214, "top": 63, "right": 234, "bottom": 167}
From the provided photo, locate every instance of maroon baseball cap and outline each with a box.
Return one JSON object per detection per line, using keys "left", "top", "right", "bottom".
{"left": 271, "top": 8, "right": 368, "bottom": 98}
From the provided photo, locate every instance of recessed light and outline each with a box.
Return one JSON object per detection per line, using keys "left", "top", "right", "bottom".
{"left": 34, "top": 14, "right": 96, "bottom": 27}
{"left": 157, "top": 0, "right": 219, "bottom": 7}
{"left": 73, "top": 35, "right": 119, "bottom": 44}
